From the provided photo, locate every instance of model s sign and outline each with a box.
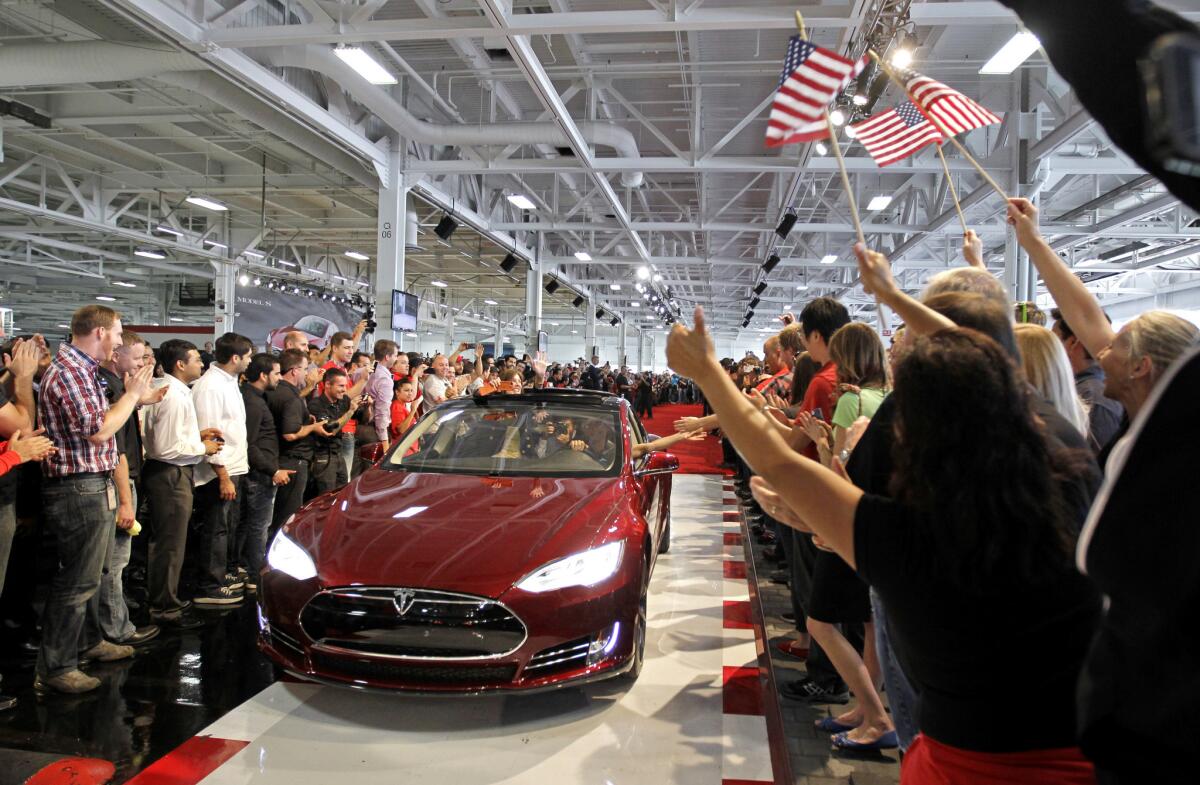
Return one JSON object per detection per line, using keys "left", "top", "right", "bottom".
{"left": 234, "top": 287, "right": 363, "bottom": 353}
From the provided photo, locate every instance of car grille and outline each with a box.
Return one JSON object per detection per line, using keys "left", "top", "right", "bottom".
{"left": 299, "top": 587, "right": 527, "bottom": 659}
{"left": 311, "top": 651, "right": 518, "bottom": 686}
{"left": 523, "top": 636, "right": 591, "bottom": 678}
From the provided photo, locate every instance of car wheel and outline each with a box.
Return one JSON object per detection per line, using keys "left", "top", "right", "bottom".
{"left": 657, "top": 509, "right": 672, "bottom": 554}
{"left": 619, "top": 562, "right": 649, "bottom": 683}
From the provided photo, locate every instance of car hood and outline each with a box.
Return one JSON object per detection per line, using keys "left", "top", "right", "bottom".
{"left": 292, "top": 468, "right": 629, "bottom": 598}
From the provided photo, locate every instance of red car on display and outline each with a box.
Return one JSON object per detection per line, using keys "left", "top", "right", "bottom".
{"left": 257, "top": 389, "right": 679, "bottom": 693}
{"left": 265, "top": 314, "right": 339, "bottom": 352}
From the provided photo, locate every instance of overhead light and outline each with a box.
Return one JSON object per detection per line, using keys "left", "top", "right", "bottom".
{"left": 867, "top": 195, "right": 893, "bottom": 211}
{"left": 980, "top": 31, "right": 1040, "bottom": 75}
{"left": 574, "top": 251, "right": 592, "bottom": 261}
{"left": 185, "top": 195, "right": 227, "bottom": 212}
{"left": 652, "top": 274, "right": 662, "bottom": 282}
{"left": 753, "top": 281, "right": 767, "bottom": 295}
{"left": 1076, "top": 258, "right": 1106, "bottom": 268}
{"left": 844, "top": 124, "right": 858, "bottom": 139}
{"left": 609, "top": 283, "right": 621, "bottom": 291}
{"left": 890, "top": 47, "right": 914, "bottom": 68}
{"left": 570, "top": 330, "right": 578, "bottom": 334}
{"left": 204, "top": 239, "right": 228, "bottom": 250}
{"left": 610, "top": 317, "right": 620, "bottom": 327}
{"left": 852, "top": 93, "right": 869, "bottom": 106}
{"left": 828, "top": 109, "right": 845, "bottom": 126}
{"left": 345, "top": 250, "right": 369, "bottom": 261}
{"left": 243, "top": 249, "right": 265, "bottom": 259}
{"left": 796, "top": 283, "right": 809, "bottom": 291}
{"left": 596, "top": 308, "right": 606, "bottom": 319}
{"left": 629, "top": 302, "right": 639, "bottom": 308}
{"left": 814, "top": 142, "right": 828, "bottom": 155}
{"left": 154, "top": 224, "right": 182, "bottom": 236}
{"left": 749, "top": 297, "right": 761, "bottom": 309}
{"left": 96, "top": 295, "right": 117, "bottom": 302}
{"left": 112, "top": 281, "right": 137, "bottom": 288}
{"left": 434, "top": 214, "right": 458, "bottom": 240}
{"left": 572, "top": 295, "right": 585, "bottom": 308}
{"left": 484, "top": 299, "right": 498, "bottom": 305}
{"left": 306, "top": 268, "right": 325, "bottom": 276}
{"left": 507, "top": 194, "right": 537, "bottom": 210}
{"left": 499, "top": 253, "right": 518, "bottom": 272}
{"left": 57, "top": 323, "right": 71, "bottom": 329}
{"left": 762, "top": 254, "right": 781, "bottom": 275}
{"left": 169, "top": 317, "right": 184, "bottom": 322}
{"left": 549, "top": 322, "right": 560, "bottom": 326}
{"left": 545, "top": 279, "right": 560, "bottom": 294}
{"left": 820, "top": 254, "right": 838, "bottom": 265}
{"left": 277, "top": 260, "right": 297, "bottom": 268}
{"left": 784, "top": 304, "right": 793, "bottom": 310}
{"left": 776, "top": 213, "right": 798, "bottom": 239}
{"left": 238, "top": 274, "right": 250, "bottom": 286}
{"left": 252, "top": 277, "right": 261, "bottom": 286}
{"left": 636, "top": 266, "right": 651, "bottom": 280}
{"left": 334, "top": 45, "right": 397, "bottom": 85}
{"left": 134, "top": 249, "right": 165, "bottom": 260}
{"left": 430, "top": 280, "right": 448, "bottom": 288}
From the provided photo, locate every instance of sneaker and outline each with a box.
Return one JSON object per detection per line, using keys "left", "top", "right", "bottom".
{"left": 34, "top": 670, "right": 101, "bottom": 694}
{"left": 193, "top": 586, "right": 245, "bottom": 606}
{"left": 80, "top": 640, "right": 134, "bottom": 664}
{"left": 243, "top": 579, "right": 257, "bottom": 594}
{"left": 0, "top": 695, "right": 15, "bottom": 711}
{"left": 781, "top": 678, "right": 850, "bottom": 704}
{"left": 150, "top": 611, "right": 204, "bottom": 630}
{"left": 223, "top": 573, "right": 245, "bottom": 591}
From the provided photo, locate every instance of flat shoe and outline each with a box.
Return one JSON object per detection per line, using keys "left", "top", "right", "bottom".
{"left": 831, "top": 730, "right": 898, "bottom": 751}
{"left": 815, "top": 716, "right": 860, "bottom": 733}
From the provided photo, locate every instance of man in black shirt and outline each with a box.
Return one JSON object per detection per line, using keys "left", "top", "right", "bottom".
{"left": 237, "top": 354, "right": 295, "bottom": 587}
{"left": 267, "top": 349, "right": 326, "bottom": 532}
{"left": 96, "top": 332, "right": 160, "bottom": 647}
{"left": 306, "top": 367, "right": 362, "bottom": 497}
{"left": 580, "top": 355, "right": 603, "bottom": 391}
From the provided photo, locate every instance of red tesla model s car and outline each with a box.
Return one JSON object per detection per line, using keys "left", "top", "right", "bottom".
{"left": 257, "top": 389, "right": 679, "bottom": 693}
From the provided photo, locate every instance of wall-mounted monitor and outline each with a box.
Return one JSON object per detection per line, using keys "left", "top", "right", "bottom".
{"left": 391, "top": 289, "right": 419, "bottom": 332}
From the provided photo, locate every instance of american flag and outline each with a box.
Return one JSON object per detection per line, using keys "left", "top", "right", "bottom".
{"left": 904, "top": 70, "right": 1001, "bottom": 137}
{"left": 848, "top": 100, "right": 944, "bottom": 166}
{"left": 766, "top": 37, "right": 868, "bottom": 147}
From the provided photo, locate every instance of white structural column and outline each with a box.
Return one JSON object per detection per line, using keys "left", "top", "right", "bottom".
{"left": 584, "top": 297, "right": 597, "bottom": 360}
{"left": 494, "top": 313, "right": 505, "bottom": 356}
{"left": 376, "top": 146, "right": 408, "bottom": 343}
{"left": 618, "top": 320, "right": 628, "bottom": 367}
{"left": 213, "top": 260, "right": 236, "bottom": 336}
{"left": 525, "top": 262, "right": 543, "bottom": 346}
{"left": 637, "top": 330, "right": 645, "bottom": 370}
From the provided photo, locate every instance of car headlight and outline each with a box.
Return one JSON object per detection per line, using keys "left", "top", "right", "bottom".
{"left": 516, "top": 541, "right": 624, "bottom": 593}
{"left": 267, "top": 528, "right": 317, "bottom": 581}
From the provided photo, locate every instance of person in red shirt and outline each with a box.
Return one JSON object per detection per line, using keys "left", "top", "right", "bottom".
{"left": 388, "top": 378, "right": 420, "bottom": 446}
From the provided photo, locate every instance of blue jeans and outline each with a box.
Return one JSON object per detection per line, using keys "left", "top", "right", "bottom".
{"left": 232, "top": 470, "right": 277, "bottom": 579}
{"left": 194, "top": 476, "right": 243, "bottom": 594}
{"left": 870, "top": 587, "right": 920, "bottom": 751}
{"left": 99, "top": 482, "right": 136, "bottom": 642}
{"left": 39, "top": 473, "right": 116, "bottom": 678}
{"left": 340, "top": 433, "right": 355, "bottom": 479}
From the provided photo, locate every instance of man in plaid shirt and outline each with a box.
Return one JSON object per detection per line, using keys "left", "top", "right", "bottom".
{"left": 35, "top": 305, "right": 155, "bottom": 694}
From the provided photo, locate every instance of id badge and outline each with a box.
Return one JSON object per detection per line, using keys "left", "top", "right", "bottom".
{"left": 106, "top": 480, "right": 117, "bottom": 511}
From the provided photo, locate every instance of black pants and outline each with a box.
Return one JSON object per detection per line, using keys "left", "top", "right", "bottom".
{"left": 790, "top": 530, "right": 851, "bottom": 690}
{"left": 308, "top": 447, "right": 348, "bottom": 499}
{"left": 142, "top": 460, "right": 194, "bottom": 615}
{"left": 193, "top": 476, "right": 243, "bottom": 594}
{"left": 271, "top": 456, "right": 309, "bottom": 534}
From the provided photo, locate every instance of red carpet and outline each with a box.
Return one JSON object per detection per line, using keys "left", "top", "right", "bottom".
{"left": 639, "top": 403, "right": 730, "bottom": 475}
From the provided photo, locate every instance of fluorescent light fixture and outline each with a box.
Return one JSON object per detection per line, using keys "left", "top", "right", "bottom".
{"left": 96, "top": 296, "right": 117, "bottom": 302}
{"left": 891, "top": 48, "right": 913, "bottom": 68}
{"left": 574, "top": 251, "right": 592, "bottom": 261}
{"left": 507, "top": 194, "right": 537, "bottom": 210}
{"left": 484, "top": 299, "right": 498, "bottom": 305}
{"left": 1076, "top": 258, "right": 1106, "bottom": 268}
{"left": 636, "top": 266, "right": 651, "bottom": 280}
{"left": 170, "top": 317, "right": 184, "bottom": 322}
{"left": 549, "top": 322, "right": 560, "bottom": 326}
{"left": 430, "top": 280, "right": 448, "bottom": 288}
{"left": 345, "top": 250, "right": 369, "bottom": 261}
{"left": 112, "top": 281, "right": 137, "bottom": 288}
{"left": 796, "top": 283, "right": 809, "bottom": 291}
{"left": 852, "top": 93, "right": 869, "bottom": 106}
{"left": 134, "top": 249, "right": 166, "bottom": 260}
{"left": 980, "top": 31, "right": 1040, "bottom": 75}
{"left": 629, "top": 302, "right": 639, "bottom": 307}
{"left": 570, "top": 330, "right": 578, "bottom": 334}
{"left": 185, "top": 195, "right": 227, "bottom": 211}
{"left": 57, "top": 323, "right": 71, "bottom": 329}
{"left": 333, "top": 46, "right": 397, "bottom": 85}
{"left": 867, "top": 195, "right": 893, "bottom": 211}
{"left": 814, "top": 142, "right": 828, "bottom": 155}
{"left": 154, "top": 224, "right": 182, "bottom": 236}
{"left": 276, "top": 260, "right": 297, "bottom": 268}
{"left": 609, "top": 283, "right": 621, "bottom": 290}
{"left": 820, "top": 254, "right": 838, "bottom": 265}
{"left": 828, "top": 109, "right": 845, "bottom": 126}
{"left": 653, "top": 274, "right": 662, "bottom": 282}
{"left": 784, "top": 304, "right": 793, "bottom": 310}
{"left": 243, "top": 249, "right": 265, "bottom": 259}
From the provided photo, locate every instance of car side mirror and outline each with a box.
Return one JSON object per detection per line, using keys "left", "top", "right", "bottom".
{"left": 635, "top": 451, "right": 679, "bottom": 477}
{"left": 359, "top": 442, "right": 387, "bottom": 466}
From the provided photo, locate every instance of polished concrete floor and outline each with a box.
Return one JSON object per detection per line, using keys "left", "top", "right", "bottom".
{"left": 1, "top": 474, "right": 774, "bottom": 785}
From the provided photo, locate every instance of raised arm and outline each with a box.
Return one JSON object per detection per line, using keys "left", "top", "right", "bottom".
{"left": 1007, "top": 198, "right": 1116, "bottom": 358}
{"left": 667, "top": 307, "right": 864, "bottom": 565}
{"left": 854, "top": 243, "right": 955, "bottom": 337}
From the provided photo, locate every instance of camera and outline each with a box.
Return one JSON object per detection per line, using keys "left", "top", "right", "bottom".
{"left": 364, "top": 305, "right": 377, "bottom": 334}
{"left": 1142, "top": 32, "right": 1200, "bottom": 176}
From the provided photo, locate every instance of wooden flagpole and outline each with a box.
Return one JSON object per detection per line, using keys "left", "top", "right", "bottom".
{"left": 869, "top": 50, "right": 1010, "bottom": 201}
{"left": 936, "top": 145, "right": 969, "bottom": 235}
{"left": 796, "top": 12, "right": 866, "bottom": 246}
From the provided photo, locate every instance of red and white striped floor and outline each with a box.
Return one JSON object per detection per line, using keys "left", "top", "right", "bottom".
{"left": 123, "top": 475, "right": 784, "bottom": 785}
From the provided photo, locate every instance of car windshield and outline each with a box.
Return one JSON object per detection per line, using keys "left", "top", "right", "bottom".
{"left": 294, "top": 316, "right": 328, "bottom": 334}
{"left": 384, "top": 400, "right": 622, "bottom": 477}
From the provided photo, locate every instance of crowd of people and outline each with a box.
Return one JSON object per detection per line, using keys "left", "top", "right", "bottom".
{"left": 0, "top": 312, "right": 690, "bottom": 705}
{"left": 665, "top": 197, "right": 1199, "bottom": 784}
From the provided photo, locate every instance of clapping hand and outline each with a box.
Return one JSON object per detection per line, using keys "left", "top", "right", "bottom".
{"left": 745, "top": 388, "right": 768, "bottom": 412}
{"left": 4, "top": 338, "right": 40, "bottom": 380}
{"left": 844, "top": 416, "right": 871, "bottom": 454}
{"left": 8, "top": 428, "right": 56, "bottom": 463}
{"left": 749, "top": 476, "right": 811, "bottom": 532}
{"left": 124, "top": 364, "right": 156, "bottom": 403}
{"left": 795, "top": 410, "right": 832, "bottom": 448}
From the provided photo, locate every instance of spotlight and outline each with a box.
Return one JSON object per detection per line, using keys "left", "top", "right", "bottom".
{"left": 775, "top": 213, "right": 798, "bottom": 239}
{"left": 434, "top": 214, "right": 458, "bottom": 240}
{"left": 572, "top": 295, "right": 585, "bottom": 308}
{"left": 499, "top": 253, "right": 518, "bottom": 272}
{"left": 610, "top": 317, "right": 619, "bottom": 327}
{"left": 890, "top": 47, "right": 913, "bottom": 68}
{"left": 829, "top": 109, "right": 846, "bottom": 126}
{"left": 853, "top": 93, "right": 869, "bottom": 106}
{"left": 595, "top": 308, "right": 605, "bottom": 319}
{"left": 253, "top": 277, "right": 261, "bottom": 286}
{"left": 636, "top": 266, "right": 651, "bottom": 280}
{"left": 762, "top": 254, "right": 781, "bottom": 275}
{"left": 742, "top": 319, "right": 750, "bottom": 328}
{"left": 749, "top": 297, "right": 761, "bottom": 309}
{"left": 238, "top": 274, "right": 249, "bottom": 286}
{"left": 545, "top": 279, "right": 560, "bottom": 295}
{"left": 753, "top": 281, "right": 767, "bottom": 295}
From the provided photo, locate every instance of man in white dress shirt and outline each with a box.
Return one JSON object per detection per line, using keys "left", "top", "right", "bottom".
{"left": 141, "top": 340, "right": 223, "bottom": 625}
{"left": 191, "top": 333, "right": 253, "bottom": 606}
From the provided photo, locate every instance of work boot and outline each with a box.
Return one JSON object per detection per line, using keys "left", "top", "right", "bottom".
{"left": 80, "top": 640, "right": 135, "bottom": 664}
{"left": 34, "top": 670, "right": 101, "bottom": 694}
